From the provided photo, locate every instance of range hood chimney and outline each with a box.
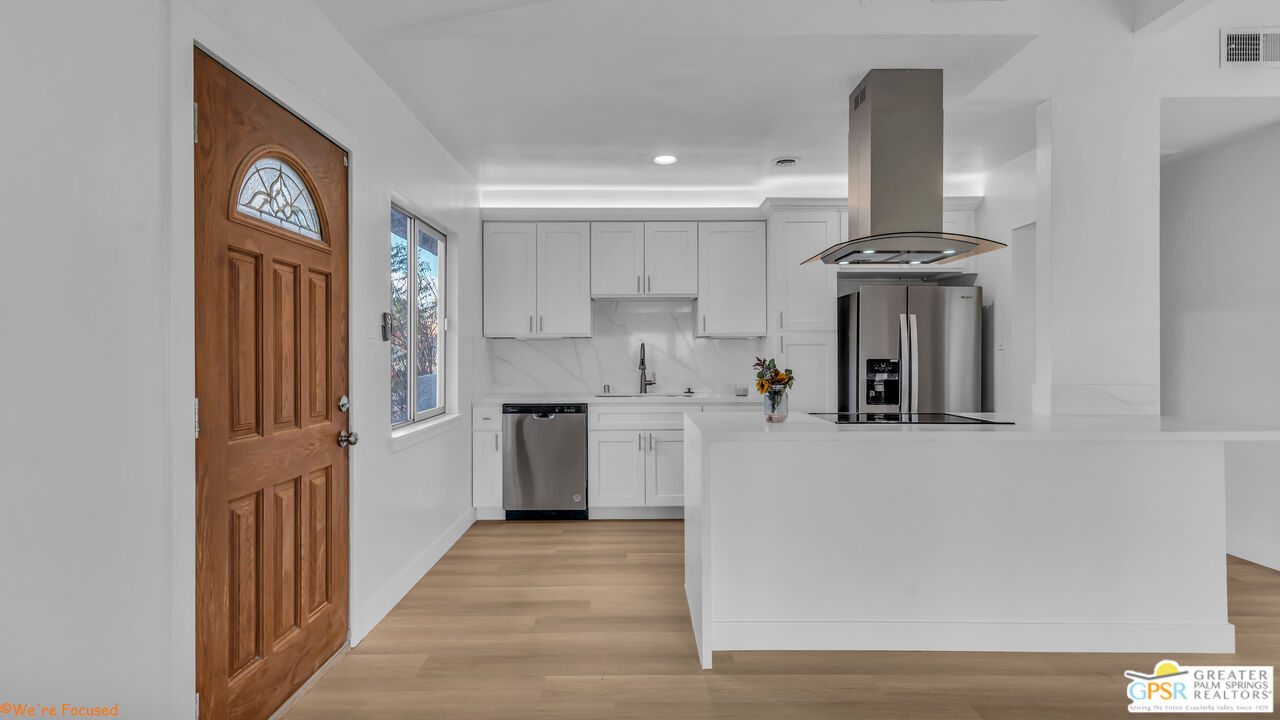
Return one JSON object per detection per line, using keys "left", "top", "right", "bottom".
{"left": 805, "top": 69, "right": 1005, "bottom": 266}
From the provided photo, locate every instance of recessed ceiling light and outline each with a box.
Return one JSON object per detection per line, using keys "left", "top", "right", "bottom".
{"left": 942, "top": 250, "right": 957, "bottom": 255}
{"left": 774, "top": 157, "right": 800, "bottom": 168}
{"left": 839, "top": 261, "right": 851, "bottom": 265}
{"left": 909, "top": 260, "right": 923, "bottom": 265}
{"left": 653, "top": 155, "right": 678, "bottom": 165}
{"left": 861, "top": 249, "right": 876, "bottom": 254}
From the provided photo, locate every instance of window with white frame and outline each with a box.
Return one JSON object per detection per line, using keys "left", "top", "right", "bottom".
{"left": 390, "top": 207, "right": 446, "bottom": 426}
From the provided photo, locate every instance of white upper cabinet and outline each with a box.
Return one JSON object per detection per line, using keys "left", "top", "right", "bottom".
{"left": 483, "top": 222, "right": 538, "bottom": 337}
{"left": 590, "top": 222, "right": 645, "bottom": 296}
{"left": 644, "top": 222, "right": 698, "bottom": 296}
{"left": 767, "top": 211, "right": 840, "bottom": 333}
{"left": 536, "top": 222, "right": 592, "bottom": 337}
{"left": 591, "top": 221, "right": 698, "bottom": 298}
{"left": 484, "top": 222, "right": 591, "bottom": 338}
{"left": 696, "top": 221, "right": 766, "bottom": 337}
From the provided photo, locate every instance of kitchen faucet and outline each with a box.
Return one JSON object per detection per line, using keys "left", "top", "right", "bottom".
{"left": 639, "top": 342, "right": 656, "bottom": 394}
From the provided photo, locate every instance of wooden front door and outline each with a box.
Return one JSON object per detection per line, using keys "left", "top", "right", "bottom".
{"left": 195, "top": 49, "right": 349, "bottom": 720}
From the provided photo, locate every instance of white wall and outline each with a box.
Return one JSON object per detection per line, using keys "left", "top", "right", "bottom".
{"left": 1162, "top": 122, "right": 1280, "bottom": 570}
{"left": 969, "top": 0, "right": 1280, "bottom": 415}
{"left": 0, "top": 1, "right": 481, "bottom": 717}
{"left": 0, "top": 2, "right": 175, "bottom": 716}
{"left": 973, "top": 150, "right": 1038, "bottom": 414}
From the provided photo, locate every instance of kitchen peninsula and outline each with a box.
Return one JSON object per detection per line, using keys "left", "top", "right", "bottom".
{"left": 682, "top": 411, "right": 1280, "bottom": 669}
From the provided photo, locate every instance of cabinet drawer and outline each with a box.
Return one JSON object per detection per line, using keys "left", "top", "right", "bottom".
{"left": 590, "top": 405, "right": 689, "bottom": 430}
{"left": 473, "top": 404, "right": 502, "bottom": 430}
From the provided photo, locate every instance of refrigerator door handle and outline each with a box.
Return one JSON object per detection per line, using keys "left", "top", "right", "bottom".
{"left": 898, "top": 313, "right": 910, "bottom": 413}
{"left": 909, "top": 313, "right": 920, "bottom": 413}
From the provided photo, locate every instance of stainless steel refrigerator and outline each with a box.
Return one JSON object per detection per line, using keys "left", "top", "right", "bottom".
{"left": 837, "top": 286, "right": 982, "bottom": 414}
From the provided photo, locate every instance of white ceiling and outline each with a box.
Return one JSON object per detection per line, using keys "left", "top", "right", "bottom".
{"left": 1163, "top": 97, "right": 1280, "bottom": 158}
{"left": 314, "top": 0, "right": 1040, "bottom": 205}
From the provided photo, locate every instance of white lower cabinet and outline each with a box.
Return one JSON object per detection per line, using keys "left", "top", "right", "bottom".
{"left": 589, "top": 429, "right": 684, "bottom": 507}
{"left": 645, "top": 431, "right": 684, "bottom": 507}
{"left": 472, "top": 430, "right": 503, "bottom": 511}
{"left": 589, "top": 431, "right": 648, "bottom": 507}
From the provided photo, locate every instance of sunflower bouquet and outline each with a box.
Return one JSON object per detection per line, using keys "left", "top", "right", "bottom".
{"left": 753, "top": 358, "right": 794, "bottom": 422}
{"left": 753, "top": 357, "right": 795, "bottom": 394}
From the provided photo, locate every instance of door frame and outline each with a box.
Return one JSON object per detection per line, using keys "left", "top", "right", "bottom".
{"left": 168, "top": 6, "right": 358, "bottom": 717}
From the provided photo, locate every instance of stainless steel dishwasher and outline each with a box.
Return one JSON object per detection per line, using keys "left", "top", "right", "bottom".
{"left": 502, "top": 404, "right": 588, "bottom": 519}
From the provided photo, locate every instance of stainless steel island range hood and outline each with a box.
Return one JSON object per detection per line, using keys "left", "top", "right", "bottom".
{"left": 805, "top": 69, "right": 1006, "bottom": 266}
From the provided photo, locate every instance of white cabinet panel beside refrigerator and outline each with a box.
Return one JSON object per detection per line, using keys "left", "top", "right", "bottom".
{"left": 696, "top": 221, "right": 766, "bottom": 337}
{"left": 767, "top": 211, "right": 839, "bottom": 333}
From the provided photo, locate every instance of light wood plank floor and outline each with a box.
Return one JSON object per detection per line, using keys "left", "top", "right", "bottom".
{"left": 284, "top": 520, "right": 1279, "bottom": 719}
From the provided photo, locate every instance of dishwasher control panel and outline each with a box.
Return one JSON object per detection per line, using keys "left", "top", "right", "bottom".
{"left": 502, "top": 404, "right": 585, "bottom": 414}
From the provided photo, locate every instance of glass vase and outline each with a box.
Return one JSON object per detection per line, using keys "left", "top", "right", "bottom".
{"left": 764, "top": 385, "right": 789, "bottom": 423}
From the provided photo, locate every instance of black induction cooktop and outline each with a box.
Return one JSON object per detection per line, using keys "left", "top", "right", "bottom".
{"left": 810, "top": 412, "right": 1014, "bottom": 425}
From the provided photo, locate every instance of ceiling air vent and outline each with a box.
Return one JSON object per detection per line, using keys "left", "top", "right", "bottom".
{"left": 1221, "top": 28, "right": 1280, "bottom": 67}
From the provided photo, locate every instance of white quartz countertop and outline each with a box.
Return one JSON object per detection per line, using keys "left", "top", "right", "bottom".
{"left": 475, "top": 392, "right": 756, "bottom": 406}
{"left": 685, "top": 411, "right": 1280, "bottom": 442}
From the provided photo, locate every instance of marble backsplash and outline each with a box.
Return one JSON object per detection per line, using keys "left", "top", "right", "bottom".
{"left": 486, "top": 300, "right": 767, "bottom": 395}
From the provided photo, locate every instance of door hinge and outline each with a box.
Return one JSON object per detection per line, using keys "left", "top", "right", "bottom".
{"left": 194, "top": 692, "right": 199, "bottom": 720}
{"left": 343, "top": 155, "right": 348, "bottom": 167}
{"left": 193, "top": 398, "right": 200, "bottom": 439}
{"left": 192, "top": 102, "right": 198, "bottom": 145}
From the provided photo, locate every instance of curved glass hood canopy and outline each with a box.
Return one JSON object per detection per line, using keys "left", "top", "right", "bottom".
{"left": 808, "top": 69, "right": 1006, "bottom": 266}
{"left": 803, "top": 231, "right": 1007, "bottom": 266}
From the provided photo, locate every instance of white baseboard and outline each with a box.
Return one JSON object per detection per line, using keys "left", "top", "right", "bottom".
{"left": 475, "top": 506, "right": 684, "bottom": 520}
{"left": 1228, "top": 534, "right": 1280, "bottom": 571}
{"left": 709, "top": 620, "right": 1235, "bottom": 658}
{"left": 352, "top": 507, "right": 475, "bottom": 644}
{"left": 589, "top": 506, "right": 684, "bottom": 520}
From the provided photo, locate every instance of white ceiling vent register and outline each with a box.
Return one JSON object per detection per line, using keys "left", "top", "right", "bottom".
{"left": 1221, "top": 28, "right": 1280, "bottom": 67}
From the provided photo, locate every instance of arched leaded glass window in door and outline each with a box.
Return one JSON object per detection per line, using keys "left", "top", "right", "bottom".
{"left": 235, "top": 156, "right": 323, "bottom": 241}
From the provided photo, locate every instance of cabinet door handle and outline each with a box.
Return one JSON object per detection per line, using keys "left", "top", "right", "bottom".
{"left": 539, "top": 315, "right": 543, "bottom": 332}
{"left": 636, "top": 275, "right": 641, "bottom": 293}
{"left": 702, "top": 315, "right": 707, "bottom": 333}
{"left": 647, "top": 275, "right": 652, "bottom": 293}
{"left": 779, "top": 335, "right": 784, "bottom": 354}
{"left": 649, "top": 433, "right": 654, "bottom": 452}
{"left": 638, "top": 433, "right": 642, "bottom": 451}
{"left": 528, "top": 316, "right": 532, "bottom": 333}
{"left": 495, "top": 434, "right": 499, "bottom": 452}
{"left": 779, "top": 310, "right": 784, "bottom": 330}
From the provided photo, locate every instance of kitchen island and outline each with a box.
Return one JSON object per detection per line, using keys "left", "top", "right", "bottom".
{"left": 682, "top": 411, "right": 1280, "bottom": 668}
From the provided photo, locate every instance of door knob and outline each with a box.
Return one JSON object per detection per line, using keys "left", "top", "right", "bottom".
{"left": 338, "top": 429, "right": 360, "bottom": 448}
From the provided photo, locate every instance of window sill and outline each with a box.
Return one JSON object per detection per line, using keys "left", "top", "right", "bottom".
{"left": 388, "top": 412, "right": 463, "bottom": 453}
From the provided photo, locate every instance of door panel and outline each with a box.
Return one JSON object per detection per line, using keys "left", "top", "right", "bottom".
{"left": 589, "top": 431, "right": 646, "bottom": 507}
{"left": 696, "top": 222, "right": 766, "bottom": 337}
{"left": 781, "top": 333, "right": 837, "bottom": 414}
{"left": 590, "top": 222, "right": 644, "bottom": 296}
{"left": 536, "top": 222, "right": 592, "bottom": 336}
{"left": 482, "top": 223, "right": 537, "bottom": 337}
{"left": 644, "top": 222, "right": 698, "bottom": 296}
{"left": 908, "top": 286, "right": 982, "bottom": 413}
{"left": 196, "top": 49, "right": 349, "bottom": 720}
{"left": 768, "top": 212, "right": 838, "bottom": 332}
{"left": 857, "top": 286, "right": 906, "bottom": 413}
{"left": 645, "top": 431, "right": 684, "bottom": 507}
